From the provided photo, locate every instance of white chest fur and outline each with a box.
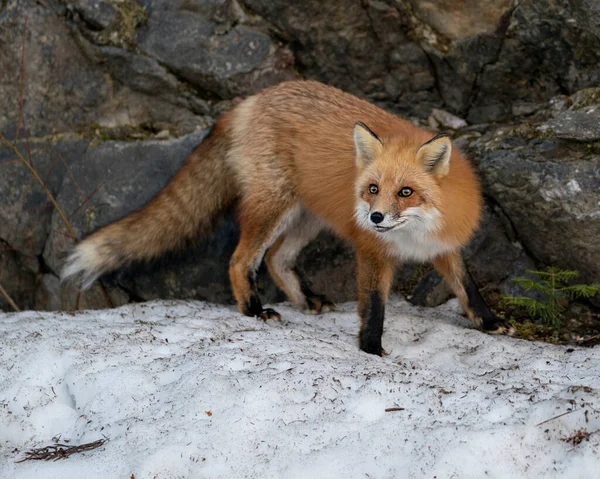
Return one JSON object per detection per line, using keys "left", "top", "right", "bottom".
{"left": 380, "top": 207, "right": 455, "bottom": 262}
{"left": 381, "top": 229, "right": 456, "bottom": 262}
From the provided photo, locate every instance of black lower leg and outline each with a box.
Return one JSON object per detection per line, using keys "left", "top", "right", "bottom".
{"left": 464, "top": 270, "right": 513, "bottom": 334}
{"left": 243, "top": 270, "right": 280, "bottom": 320}
{"left": 359, "top": 290, "right": 385, "bottom": 356}
{"left": 464, "top": 271, "right": 496, "bottom": 327}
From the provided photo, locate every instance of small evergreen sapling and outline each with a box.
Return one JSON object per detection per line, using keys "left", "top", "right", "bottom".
{"left": 501, "top": 268, "right": 600, "bottom": 328}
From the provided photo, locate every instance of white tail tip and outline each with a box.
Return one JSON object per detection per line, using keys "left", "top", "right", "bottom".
{"left": 61, "top": 241, "right": 104, "bottom": 290}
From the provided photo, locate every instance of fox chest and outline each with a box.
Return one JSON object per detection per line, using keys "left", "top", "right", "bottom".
{"left": 381, "top": 231, "right": 456, "bottom": 262}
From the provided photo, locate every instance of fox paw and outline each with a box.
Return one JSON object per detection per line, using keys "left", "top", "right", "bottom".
{"left": 306, "top": 295, "right": 336, "bottom": 315}
{"left": 482, "top": 317, "right": 517, "bottom": 337}
{"left": 359, "top": 333, "right": 383, "bottom": 356}
{"left": 259, "top": 308, "right": 281, "bottom": 321}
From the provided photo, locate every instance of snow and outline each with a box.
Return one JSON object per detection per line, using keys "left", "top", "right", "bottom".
{"left": 0, "top": 298, "right": 599, "bottom": 479}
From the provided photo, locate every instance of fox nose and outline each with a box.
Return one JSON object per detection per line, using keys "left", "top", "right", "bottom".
{"left": 370, "top": 212, "right": 384, "bottom": 224}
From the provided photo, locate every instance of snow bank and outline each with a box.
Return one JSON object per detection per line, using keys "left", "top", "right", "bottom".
{"left": 0, "top": 299, "right": 599, "bottom": 478}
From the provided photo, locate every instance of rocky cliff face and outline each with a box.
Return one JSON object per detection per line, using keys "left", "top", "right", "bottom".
{"left": 1, "top": 0, "right": 599, "bottom": 311}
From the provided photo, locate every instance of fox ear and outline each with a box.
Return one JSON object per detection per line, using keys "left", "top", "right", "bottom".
{"left": 353, "top": 122, "right": 382, "bottom": 168}
{"left": 416, "top": 134, "right": 452, "bottom": 178}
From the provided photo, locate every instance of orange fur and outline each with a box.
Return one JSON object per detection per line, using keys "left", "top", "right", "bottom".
{"left": 63, "top": 80, "right": 509, "bottom": 355}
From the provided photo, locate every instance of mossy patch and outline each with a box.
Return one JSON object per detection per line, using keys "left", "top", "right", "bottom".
{"left": 486, "top": 289, "right": 600, "bottom": 347}
{"left": 509, "top": 319, "right": 562, "bottom": 344}
{"left": 75, "top": 123, "right": 162, "bottom": 145}
{"left": 510, "top": 121, "right": 555, "bottom": 141}
{"left": 570, "top": 87, "right": 600, "bottom": 109}
{"left": 78, "top": 0, "right": 147, "bottom": 50}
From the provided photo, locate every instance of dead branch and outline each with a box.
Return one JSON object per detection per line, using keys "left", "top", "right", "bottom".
{"left": 13, "top": 17, "right": 27, "bottom": 146}
{"left": 576, "top": 333, "right": 600, "bottom": 343}
{"left": 385, "top": 407, "right": 405, "bottom": 412}
{"left": 16, "top": 439, "right": 106, "bottom": 463}
{"left": 0, "top": 283, "right": 20, "bottom": 312}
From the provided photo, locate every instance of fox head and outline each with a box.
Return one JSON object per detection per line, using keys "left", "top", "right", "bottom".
{"left": 353, "top": 122, "right": 451, "bottom": 237}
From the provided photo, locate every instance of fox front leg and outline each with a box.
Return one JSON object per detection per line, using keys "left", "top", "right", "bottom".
{"left": 357, "top": 252, "right": 394, "bottom": 355}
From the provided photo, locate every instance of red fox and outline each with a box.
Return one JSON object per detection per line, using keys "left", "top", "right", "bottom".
{"left": 63, "top": 80, "right": 514, "bottom": 355}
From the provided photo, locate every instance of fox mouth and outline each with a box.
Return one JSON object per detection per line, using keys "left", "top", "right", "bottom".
{"left": 373, "top": 220, "right": 407, "bottom": 233}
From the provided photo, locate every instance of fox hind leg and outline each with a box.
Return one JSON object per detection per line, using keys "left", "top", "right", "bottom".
{"left": 230, "top": 202, "right": 300, "bottom": 321}
{"left": 433, "top": 252, "right": 516, "bottom": 336}
{"left": 265, "top": 212, "right": 335, "bottom": 314}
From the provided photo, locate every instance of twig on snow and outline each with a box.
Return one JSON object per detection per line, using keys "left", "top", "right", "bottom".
{"left": 536, "top": 409, "right": 576, "bottom": 427}
{"left": 16, "top": 439, "right": 106, "bottom": 463}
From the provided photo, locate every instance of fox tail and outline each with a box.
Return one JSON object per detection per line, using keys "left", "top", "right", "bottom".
{"left": 61, "top": 124, "right": 236, "bottom": 288}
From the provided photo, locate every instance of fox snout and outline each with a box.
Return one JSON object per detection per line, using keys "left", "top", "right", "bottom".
{"left": 370, "top": 211, "right": 384, "bottom": 224}
{"left": 366, "top": 208, "right": 407, "bottom": 233}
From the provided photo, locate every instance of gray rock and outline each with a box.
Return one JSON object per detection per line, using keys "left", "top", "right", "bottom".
{"left": 428, "top": 108, "right": 467, "bottom": 130}
{"left": 68, "top": 0, "right": 116, "bottom": 30}
{"left": 59, "top": 280, "right": 128, "bottom": 311}
{"left": 0, "top": 242, "right": 37, "bottom": 312}
{"left": 410, "top": 271, "right": 453, "bottom": 308}
{"left": 463, "top": 206, "right": 529, "bottom": 286}
{"left": 0, "top": 138, "right": 90, "bottom": 257}
{"left": 429, "top": 33, "right": 503, "bottom": 117}
{"left": 139, "top": 0, "right": 235, "bottom": 25}
{"left": 34, "top": 274, "right": 62, "bottom": 311}
{"left": 241, "top": 0, "right": 440, "bottom": 117}
{"left": 466, "top": 0, "right": 600, "bottom": 122}
{"left": 545, "top": 106, "right": 600, "bottom": 141}
{"left": 512, "top": 102, "right": 545, "bottom": 118}
{"left": 0, "top": 0, "right": 112, "bottom": 137}
{"left": 478, "top": 135, "right": 600, "bottom": 283}
{"left": 137, "top": 11, "right": 292, "bottom": 98}
{"left": 1, "top": 1, "right": 211, "bottom": 141}
{"left": 407, "top": 0, "right": 513, "bottom": 41}
{"left": 423, "top": 0, "right": 600, "bottom": 122}
{"left": 63, "top": 0, "right": 147, "bottom": 50}
{"left": 100, "top": 46, "right": 211, "bottom": 116}
{"left": 569, "top": 87, "right": 600, "bottom": 110}
{"left": 295, "top": 232, "right": 357, "bottom": 304}
{"left": 242, "top": 0, "right": 381, "bottom": 91}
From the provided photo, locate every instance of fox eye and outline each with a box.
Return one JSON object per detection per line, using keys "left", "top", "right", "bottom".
{"left": 369, "top": 184, "right": 379, "bottom": 194}
{"left": 398, "top": 187, "right": 413, "bottom": 197}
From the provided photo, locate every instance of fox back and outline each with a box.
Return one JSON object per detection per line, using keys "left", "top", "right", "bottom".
{"left": 225, "top": 81, "right": 483, "bottom": 260}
